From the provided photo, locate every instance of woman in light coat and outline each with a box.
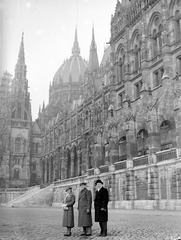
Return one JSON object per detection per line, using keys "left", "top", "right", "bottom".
{"left": 62, "top": 186, "right": 75, "bottom": 236}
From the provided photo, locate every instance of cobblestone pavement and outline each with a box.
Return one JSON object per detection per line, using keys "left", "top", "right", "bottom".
{"left": 0, "top": 207, "right": 181, "bottom": 240}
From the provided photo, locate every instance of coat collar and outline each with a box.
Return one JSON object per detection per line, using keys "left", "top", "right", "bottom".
{"left": 79, "top": 188, "right": 87, "bottom": 199}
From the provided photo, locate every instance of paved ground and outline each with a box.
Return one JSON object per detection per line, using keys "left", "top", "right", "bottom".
{"left": 0, "top": 207, "right": 181, "bottom": 240}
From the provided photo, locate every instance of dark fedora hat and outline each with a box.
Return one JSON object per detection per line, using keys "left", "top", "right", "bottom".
{"left": 79, "top": 182, "right": 87, "bottom": 186}
{"left": 95, "top": 179, "right": 103, "bottom": 185}
{"left": 65, "top": 186, "right": 72, "bottom": 192}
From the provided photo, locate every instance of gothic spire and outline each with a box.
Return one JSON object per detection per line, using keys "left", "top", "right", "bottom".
{"left": 72, "top": 28, "right": 80, "bottom": 56}
{"left": 17, "top": 32, "right": 25, "bottom": 66}
{"left": 88, "top": 23, "right": 99, "bottom": 72}
{"left": 15, "top": 32, "right": 27, "bottom": 80}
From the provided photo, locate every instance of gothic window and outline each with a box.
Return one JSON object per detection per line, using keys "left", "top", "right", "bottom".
{"left": 153, "top": 67, "right": 164, "bottom": 88}
{"left": 32, "top": 162, "right": 36, "bottom": 171}
{"left": 134, "top": 80, "right": 142, "bottom": 99}
{"left": 15, "top": 138, "right": 22, "bottom": 153}
{"left": 118, "top": 136, "right": 127, "bottom": 161}
{"left": 85, "top": 110, "right": 89, "bottom": 129}
{"left": 160, "top": 121, "right": 175, "bottom": 150}
{"left": 14, "top": 169, "right": 20, "bottom": 179}
{"left": 175, "top": 10, "right": 181, "bottom": 41}
{"left": 137, "top": 129, "right": 149, "bottom": 156}
{"left": 118, "top": 49, "right": 125, "bottom": 82}
{"left": 133, "top": 33, "right": 141, "bottom": 71}
{"left": 152, "top": 17, "right": 163, "bottom": 57}
{"left": 118, "top": 91, "right": 125, "bottom": 108}
{"left": 177, "top": 56, "right": 181, "bottom": 74}
{"left": 36, "top": 143, "right": 39, "bottom": 154}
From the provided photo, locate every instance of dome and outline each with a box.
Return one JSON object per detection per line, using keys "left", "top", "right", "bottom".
{"left": 53, "top": 29, "right": 88, "bottom": 85}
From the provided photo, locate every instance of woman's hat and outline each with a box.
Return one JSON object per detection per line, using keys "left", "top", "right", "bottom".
{"left": 79, "top": 182, "right": 87, "bottom": 186}
{"left": 95, "top": 179, "right": 103, "bottom": 185}
{"left": 65, "top": 186, "right": 72, "bottom": 192}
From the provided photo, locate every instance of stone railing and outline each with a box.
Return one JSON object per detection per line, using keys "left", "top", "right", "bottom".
{"left": 133, "top": 155, "right": 148, "bottom": 167}
{"left": 54, "top": 175, "right": 86, "bottom": 187}
{"left": 99, "top": 165, "right": 109, "bottom": 174}
{"left": 156, "top": 148, "right": 177, "bottom": 163}
{"left": 86, "top": 168, "right": 95, "bottom": 176}
{"left": 114, "top": 160, "right": 127, "bottom": 171}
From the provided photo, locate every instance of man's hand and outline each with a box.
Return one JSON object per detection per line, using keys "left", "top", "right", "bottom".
{"left": 87, "top": 209, "right": 90, "bottom": 213}
{"left": 100, "top": 208, "right": 106, "bottom": 212}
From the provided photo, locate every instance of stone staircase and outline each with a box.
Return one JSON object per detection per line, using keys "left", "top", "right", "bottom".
{"left": 1, "top": 184, "right": 54, "bottom": 207}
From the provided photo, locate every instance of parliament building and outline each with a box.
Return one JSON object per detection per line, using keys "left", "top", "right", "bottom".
{"left": 1, "top": 0, "right": 181, "bottom": 209}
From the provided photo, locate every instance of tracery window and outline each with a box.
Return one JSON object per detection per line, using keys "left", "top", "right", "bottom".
{"left": 118, "top": 48, "right": 125, "bottom": 82}
{"left": 14, "top": 169, "right": 20, "bottom": 179}
{"left": 160, "top": 121, "right": 175, "bottom": 150}
{"left": 137, "top": 129, "right": 149, "bottom": 156}
{"left": 15, "top": 138, "right": 22, "bottom": 153}
{"left": 175, "top": 10, "right": 181, "bottom": 41}
{"left": 118, "top": 136, "right": 127, "bottom": 161}
{"left": 152, "top": 17, "right": 163, "bottom": 57}
{"left": 133, "top": 34, "right": 141, "bottom": 71}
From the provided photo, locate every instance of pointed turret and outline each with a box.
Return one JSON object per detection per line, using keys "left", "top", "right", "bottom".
{"left": 88, "top": 24, "right": 99, "bottom": 72}
{"left": 72, "top": 28, "right": 80, "bottom": 56}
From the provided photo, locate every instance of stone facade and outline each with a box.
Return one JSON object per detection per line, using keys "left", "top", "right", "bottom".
{"left": 37, "top": 0, "right": 181, "bottom": 209}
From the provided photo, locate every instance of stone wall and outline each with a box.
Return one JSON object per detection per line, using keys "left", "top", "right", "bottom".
{"left": 0, "top": 188, "right": 26, "bottom": 204}
{"left": 52, "top": 156, "right": 181, "bottom": 210}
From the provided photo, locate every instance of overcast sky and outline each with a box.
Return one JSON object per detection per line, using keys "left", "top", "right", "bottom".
{"left": 1, "top": 0, "right": 117, "bottom": 120}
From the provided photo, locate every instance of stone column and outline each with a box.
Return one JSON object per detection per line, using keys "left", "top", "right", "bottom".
{"left": 148, "top": 166, "right": 159, "bottom": 202}
{"left": 147, "top": 97, "right": 160, "bottom": 164}
{"left": 44, "top": 158, "right": 47, "bottom": 184}
{"left": 77, "top": 150, "right": 81, "bottom": 176}
{"left": 70, "top": 151, "right": 74, "bottom": 178}
{"left": 125, "top": 118, "right": 137, "bottom": 164}
{"left": 125, "top": 170, "right": 134, "bottom": 206}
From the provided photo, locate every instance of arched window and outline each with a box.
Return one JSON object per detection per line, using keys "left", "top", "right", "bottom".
{"left": 15, "top": 138, "right": 22, "bottom": 153}
{"left": 152, "top": 17, "right": 163, "bottom": 57}
{"left": 85, "top": 110, "right": 89, "bottom": 129}
{"left": 118, "top": 48, "right": 125, "bottom": 82}
{"left": 175, "top": 10, "right": 181, "bottom": 41}
{"left": 118, "top": 136, "right": 127, "bottom": 161}
{"left": 36, "top": 143, "right": 39, "bottom": 154}
{"left": 160, "top": 121, "right": 175, "bottom": 150}
{"left": 14, "top": 169, "right": 20, "bottom": 179}
{"left": 132, "top": 33, "right": 141, "bottom": 71}
{"left": 137, "top": 129, "right": 149, "bottom": 156}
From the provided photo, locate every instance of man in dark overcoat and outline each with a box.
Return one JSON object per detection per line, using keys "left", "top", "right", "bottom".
{"left": 78, "top": 182, "right": 92, "bottom": 236}
{"left": 94, "top": 179, "right": 109, "bottom": 237}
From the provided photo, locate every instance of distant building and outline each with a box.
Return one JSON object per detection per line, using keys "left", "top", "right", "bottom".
{"left": 0, "top": 34, "right": 41, "bottom": 188}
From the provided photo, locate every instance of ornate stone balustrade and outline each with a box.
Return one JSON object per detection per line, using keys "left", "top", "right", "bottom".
{"left": 133, "top": 155, "right": 148, "bottom": 167}
{"left": 156, "top": 148, "right": 177, "bottom": 163}
{"left": 99, "top": 165, "right": 109, "bottom": 174}
{"left": 114, "top": 160, "right": 127, "bottom": 171}
{"left": 86, "top": 168, "right": 95, "bottom": 176}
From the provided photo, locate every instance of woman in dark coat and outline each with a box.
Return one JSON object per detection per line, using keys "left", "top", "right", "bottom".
{"left": 62, "top": 186, "right": 75, "bottom": 236}
{"left": 94, "top": 179, "right": 109, "bottom": 237}
{"left": 78, "top": 182, "right": 92, "bottom": 236}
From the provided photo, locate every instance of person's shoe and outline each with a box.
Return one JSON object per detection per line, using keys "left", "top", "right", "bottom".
{"left": 97, "top": 232, "right": 102, "bottom": 236}
{"left": 86, "top": 233, "right": 91, "bottom": 236}
{"left": 64, "top": 233, "right": 71, "bottom": 236}
{"left": 80, "top": 233, "right": 86, "bottom": 236}
{"left": 101, "top": 232, "right": 107, "bottom": 237}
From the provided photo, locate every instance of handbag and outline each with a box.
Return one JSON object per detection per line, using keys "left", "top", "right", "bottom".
{"left": 63, "top": 206, "right": 68, "bottom": 210}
